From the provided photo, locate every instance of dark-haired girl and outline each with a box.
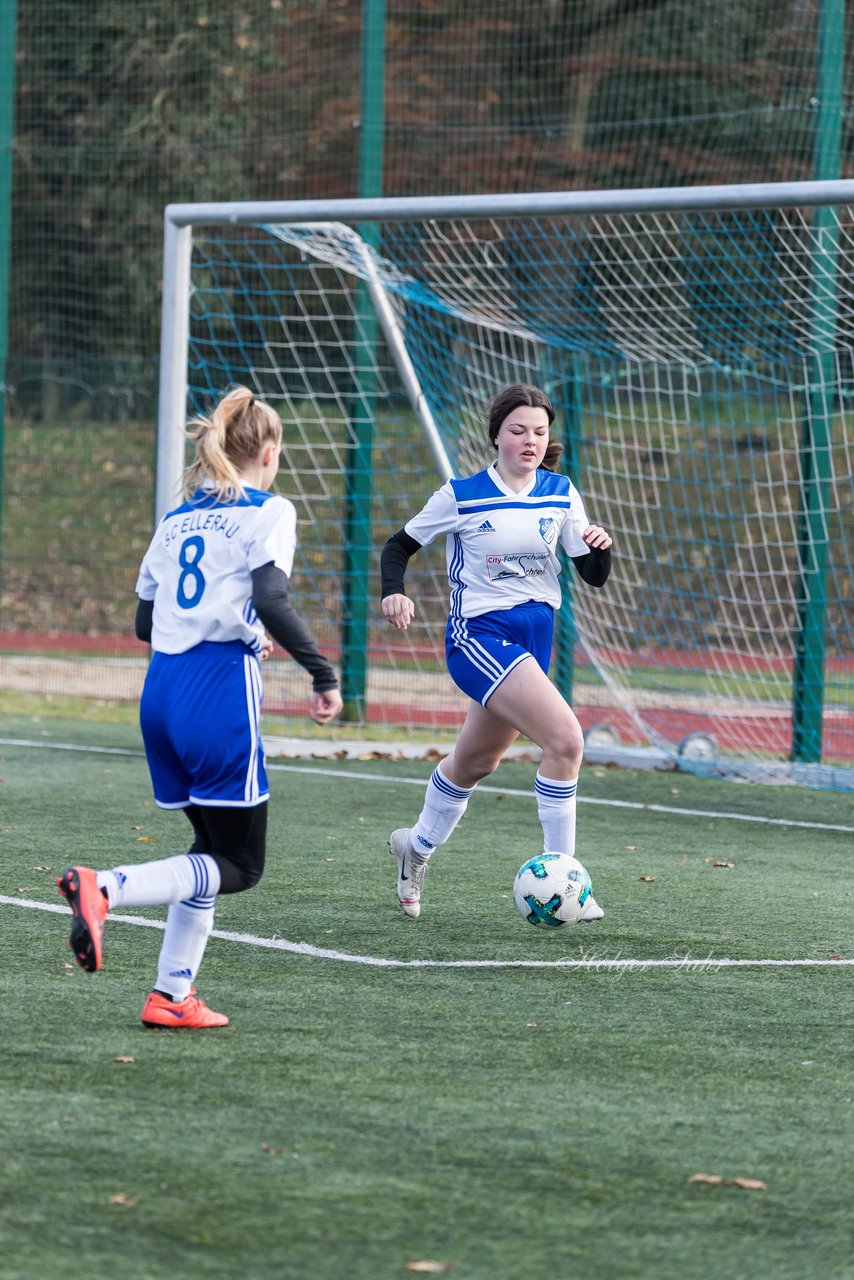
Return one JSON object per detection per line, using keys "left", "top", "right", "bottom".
{"left": 380, "top": 384, "right": 612, "bottom": 921}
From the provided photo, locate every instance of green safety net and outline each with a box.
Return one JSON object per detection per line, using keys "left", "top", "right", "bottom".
{"left": 2, "top": 1, "right": 853, "bottom": 787}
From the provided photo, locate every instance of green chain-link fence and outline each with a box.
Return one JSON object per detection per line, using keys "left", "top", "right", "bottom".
{"left": 1, "top": 1, "right": 852, "bottom": 784}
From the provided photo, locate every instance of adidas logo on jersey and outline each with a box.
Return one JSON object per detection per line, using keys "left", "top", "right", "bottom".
{"left": 475, "top": 519, "right": 495, "bottom": 534}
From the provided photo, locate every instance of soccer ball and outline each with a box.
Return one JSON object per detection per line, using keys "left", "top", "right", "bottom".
{"left": 512, "top": 852, "right": 592, "bottom": 928}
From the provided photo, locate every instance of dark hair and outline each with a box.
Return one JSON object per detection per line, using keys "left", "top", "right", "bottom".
{"left": 487, "top": 383, "right": 563, "bottom": 472}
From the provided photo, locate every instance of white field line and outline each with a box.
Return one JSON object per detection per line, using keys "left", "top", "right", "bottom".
{"left": 2, "top": 896, "right": 852, "bottom": 970}
{"left": 1, "top": 737, "right": 852, "bottom": 833}
{"left": 266, "top": 763, "right": 854, "bottom": 833}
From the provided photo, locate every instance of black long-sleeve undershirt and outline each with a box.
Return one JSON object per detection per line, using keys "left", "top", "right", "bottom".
{"left": 380, "top": 529, "right": 423, "bottom": 598}
{"left": 572, "top": 542, "right": 612, "bottom": 588}
{"left": 380, "top": 527, "right": 612, "bottom": 597}
{"left": 135, "top": 597, "right": 155, "bottom": 643}
{"left": 250, "top": 563, "right": 338, "bottom": 691}
{"left": 134, "top": 563, "right": 338, "bottom": 692}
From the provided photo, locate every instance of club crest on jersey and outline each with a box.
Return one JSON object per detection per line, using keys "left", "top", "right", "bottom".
{"left": 539, "top": 517, "right": 556, "bottom": 545}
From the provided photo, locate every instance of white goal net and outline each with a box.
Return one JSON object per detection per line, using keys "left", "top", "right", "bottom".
{"left": 157, "top": 184, "right": 854, "bottom": 789}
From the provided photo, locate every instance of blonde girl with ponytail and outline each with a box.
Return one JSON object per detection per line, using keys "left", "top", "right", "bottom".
{"left": 58, "top": 386, "right": 342, "bottom": 1028}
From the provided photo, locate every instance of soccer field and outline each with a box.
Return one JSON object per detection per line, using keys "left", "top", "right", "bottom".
{"left": 1, "top": 716, "right": 852, "bottom": 1280}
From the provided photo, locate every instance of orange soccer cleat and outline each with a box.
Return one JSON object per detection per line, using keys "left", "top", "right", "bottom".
{"left": 140, "top": 989, "right": 230, "bottom": 1030}
{"left": 57, "top": 865, "right": 109, "bottom": 972}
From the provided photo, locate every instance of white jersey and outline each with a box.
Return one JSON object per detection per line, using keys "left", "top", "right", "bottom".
{"left": 136, "top": 484, "right": 297, "bottom": 655}
{"left": 404, "top": 462, "right": 591, "bottom": 619}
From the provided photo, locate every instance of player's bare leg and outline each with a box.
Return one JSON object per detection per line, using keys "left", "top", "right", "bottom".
{"left": 483, "top": 656, "right": 583, "bottom": 780}
{"left": 389, "top": 702, "right": 517, "bottom": 918}
{"left": 440, "top": 699, "right": 520, "bottom": 789}
{"left": 449, "top": 659, "right": 603, "bottom": 920}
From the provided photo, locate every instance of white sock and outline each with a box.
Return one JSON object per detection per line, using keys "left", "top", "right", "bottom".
{"left": 410, "top": 764, "right": 475, "bottom": 859}
{"left": 97, "top": 852, "right": 221, "bottom": 909}
{"left": 535, "top": 772, "right": 578, "bottom": 856}
{"left": 155, "top": 896, "right": 216, "bottom": 1001}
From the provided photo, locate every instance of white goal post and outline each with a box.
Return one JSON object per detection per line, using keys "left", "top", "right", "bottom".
{"left": 157, "top": 180, "right": 854, "bottom": 791}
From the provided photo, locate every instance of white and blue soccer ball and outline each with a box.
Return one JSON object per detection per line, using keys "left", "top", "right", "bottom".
{"left": 512, "top": 852, "right": 593, "bottom": 928}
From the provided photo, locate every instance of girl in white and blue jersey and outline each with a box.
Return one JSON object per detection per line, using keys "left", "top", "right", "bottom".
{"left": 380, "top": 383, "right": 612, "bottom": 921}
{"left": 58, "top": 386, "right": 342, "bottom": 1027}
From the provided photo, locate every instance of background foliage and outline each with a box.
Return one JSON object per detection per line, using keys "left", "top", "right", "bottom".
{"left": 7, "top": 0, "right": 854, "bottom": 420}
{"left": 2, "top": 1, "right": 852, "bottom": 783}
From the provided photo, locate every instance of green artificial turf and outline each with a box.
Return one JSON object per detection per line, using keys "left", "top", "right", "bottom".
{"left": 0, "top": 722, "right": 852, "bottom": 1280}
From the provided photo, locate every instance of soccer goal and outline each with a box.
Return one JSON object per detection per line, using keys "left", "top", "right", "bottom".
{"left": 157, "top": 182, "right": 854, "bottom": 790}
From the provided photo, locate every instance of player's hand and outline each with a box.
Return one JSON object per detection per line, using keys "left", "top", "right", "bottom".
{"left": 582, "top": 524, "right": 612, "bottom": 550}
{"left": 382, "top": 593, "right": 416, "bottom": 631}
{"left": 259, "top": 633, "right": 274, "bottom": 661}
{"left": 309, "top": 687, "right": 343, "bottom": 725}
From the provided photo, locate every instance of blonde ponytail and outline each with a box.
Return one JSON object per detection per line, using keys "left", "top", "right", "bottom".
{"left": 182, "top": 386, "right": 282, "bottom": 502}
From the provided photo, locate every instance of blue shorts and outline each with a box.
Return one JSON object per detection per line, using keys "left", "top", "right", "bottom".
{"left": 140, "top": 641, "right": 268, "bottom": 809}
{"left": 445, "top": 602, "right": 554, "bottom": 706}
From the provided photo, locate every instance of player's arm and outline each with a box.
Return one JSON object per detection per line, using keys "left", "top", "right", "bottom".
{"left": 135, "top": 597, "right": 154, "bottom": 642}
{"left": 380, "top": 528, "right": 422, "bottom": 631}
{"left": 571, "top": 525, "right": 613, "bottom": 588}
{"left": 251, "top": 562, "right": 339, "bottom": 693}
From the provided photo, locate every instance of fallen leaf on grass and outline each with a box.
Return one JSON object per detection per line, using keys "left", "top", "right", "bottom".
{"left": 689, "top": 1173, "right": 767, "bottom": 1190}
{"left": 406, "top": 1263, "right": 456, "bottom": 1274}
{"left": 109, "top": 1193, "right": 141, "bottom": 1207}
{"left": 137, "top": 836, "right": 158, "bottom": 843}
{"left": 114, "top": 1056, "right": 135, "bottom": 1064}
{"left": 705, "top": 858, "right": 735, "bottom": 868}
{"left": 638, "top": 875, "right": 656, "bottom": 882}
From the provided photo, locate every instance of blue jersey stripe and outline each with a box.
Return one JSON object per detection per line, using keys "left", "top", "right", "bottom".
{"left": 450, "top": 469, "right": 571, "bottom": 500}
{"left": 456, "top": 499, "right": 572, "bottom": 515}
{"left": 448, "top": 532, "right": 466, "bottom": 618}
{"left": 165, "top": 486, "right": 276, "bottom": 521}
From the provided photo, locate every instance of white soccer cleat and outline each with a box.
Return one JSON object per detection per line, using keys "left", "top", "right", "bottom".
{"left": 388, "top": 827, "right": 428, "bottom": 919}
{"left": 579, "top": 893, "right": 605, "bottom": 922}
